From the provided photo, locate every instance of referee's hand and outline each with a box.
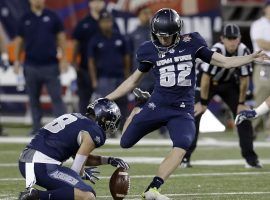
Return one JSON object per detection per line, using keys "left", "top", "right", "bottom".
{"left": 194, "top": 102, "right": 207, "bottom": 116}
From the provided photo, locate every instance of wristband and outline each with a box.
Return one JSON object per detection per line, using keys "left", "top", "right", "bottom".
{"left": 200, "top": 98, "right": 209, "bottom": 106}
{"left": 101, "top": 156, "right": 109, "bottom": 165}
{"left": 238, "top": 101, "right": 245, "bottom": 105}
{"left": 71, "top": 154, "right": 87, "bottom": 174}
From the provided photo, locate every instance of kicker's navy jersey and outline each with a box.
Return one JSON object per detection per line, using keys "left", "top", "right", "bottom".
{"left": 136, "top": 32, "right": 214, "bottom": 106}
{"left": 27, "top": 113, "right": 106, "bottom": 162}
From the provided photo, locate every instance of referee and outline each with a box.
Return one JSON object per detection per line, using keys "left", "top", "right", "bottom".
{"left": 182, "top": 24, "right": 261, "bottom": 168}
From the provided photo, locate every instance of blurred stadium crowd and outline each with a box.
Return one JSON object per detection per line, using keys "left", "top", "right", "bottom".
{"left": 0, "top": 0, "right": 270, "bottom": 140}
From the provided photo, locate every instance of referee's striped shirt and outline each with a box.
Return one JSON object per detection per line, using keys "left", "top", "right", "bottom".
{"left": 200, "top": 42, "right": 252, "bottom": 83}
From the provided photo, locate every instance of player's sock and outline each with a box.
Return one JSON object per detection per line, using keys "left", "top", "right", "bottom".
{"left": 39, "top": 187, "right": 74, "bottom": 200}
{"left": 145, "top": 176, "right": 164, "bottom": 192}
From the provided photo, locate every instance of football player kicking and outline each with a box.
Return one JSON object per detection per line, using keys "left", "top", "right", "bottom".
{"left": 235, "top": 95, "right": 270, "bottom": 125}
{"left": 18, "top": 98, "right": 129, "bottom": 200}
{"left": 105, "top": 8, "right": 270, "bottom": 200}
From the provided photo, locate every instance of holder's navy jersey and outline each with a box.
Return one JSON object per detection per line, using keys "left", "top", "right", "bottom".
{"left": 136, "top": 32, "right": 214, "bottom": 107}
{"left": 27, "top": 113, "right": 106, "bottom": 162}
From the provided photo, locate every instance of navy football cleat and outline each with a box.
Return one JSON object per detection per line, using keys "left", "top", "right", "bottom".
{"left": 133, "top": 88, "right": 151, "bottom": 107}
{"left": 18, "top": 188, "right": 39, "bottom": 200}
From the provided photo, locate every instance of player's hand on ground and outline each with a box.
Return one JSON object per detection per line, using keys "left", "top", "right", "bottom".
{"left": 194, "top": 102, "right": 207, "bottom": 116}
{"left": 252, "top": 50, "right": 270, "bottom": 63}
{"left": 235, "top": 110, "right": 257, "bottom": 125}
{"left": 108, "top": 157, "right": 130, "bottom": 170}
{"left": 82, "top": 166, "right": 100, "bottom": 184}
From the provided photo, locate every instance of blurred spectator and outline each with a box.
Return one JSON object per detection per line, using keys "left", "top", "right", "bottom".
{"left": 0, "top": 32, "right": 9, "bottom": 136}
{"left": 14, "top": 0, "right": 67, "bottom": 135}
{"left": 88, "top": 10, "right": 131, "bottom": 131}
{"left": 250, "top": 0, "right": 270, "bottom": 139}
{"left": 72, "top": 0, "right": 106, "bottom": 114}
{"left": 129, "top": 6, "right": 155, "bottom": 92}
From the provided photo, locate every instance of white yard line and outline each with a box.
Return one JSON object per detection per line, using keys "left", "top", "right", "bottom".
{"left": 2, "top": 191, "right": 270, "bottom": 200}
{"left": 0, "top": 195, "right": 18, "bottom": 200}
{"left": 100, "top": 191, "right": 270, "bottom": 198}
{"left": 1, "top": 137, "right": 270, "bottom": 147}
{"left": 2, "top": 158, "right": 270, "bottom": 167}
{"left": 0, "top": 147, "right": 245, "bottom": 154}
{"left": 1, "top": 171, "right": 270, "bottom": 182}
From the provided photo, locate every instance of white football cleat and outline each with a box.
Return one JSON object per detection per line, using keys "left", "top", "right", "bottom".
{"left": 142, "top": 187, "right": 170, "bottom": 200}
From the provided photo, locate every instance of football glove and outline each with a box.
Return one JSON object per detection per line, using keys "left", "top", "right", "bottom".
{"left": 108, "top": 157, "right": 130, "bottom": 170}
{"left": 235, "top": 110, "right": 257, "bottom": 125}
{"left": 133, "top": 88, "right": 151, "bottom": 107}
{"left": 81, "top": 166, "right": 100, "bottom": 184}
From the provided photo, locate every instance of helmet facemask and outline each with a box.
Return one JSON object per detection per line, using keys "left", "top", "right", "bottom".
{"left": 86, "top": 98, "right": 121, "bottom": 136}
{"left": 151, "top": 32, "right": 181, "bottom": 54}
{"left": 102, "top": 111, "right": 121, "bottom": 134}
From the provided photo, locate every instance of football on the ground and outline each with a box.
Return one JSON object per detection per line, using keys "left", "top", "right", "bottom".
{"left": 109, "top": 167, "right": 130, "bottom": 200}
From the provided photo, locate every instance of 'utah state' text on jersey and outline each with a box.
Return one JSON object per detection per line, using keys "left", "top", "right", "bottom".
{"left": 136, "top": 32, "right": 214, "bottom": 106}
{"left": 27, "top": 113, "right": 106, "bottom": 162}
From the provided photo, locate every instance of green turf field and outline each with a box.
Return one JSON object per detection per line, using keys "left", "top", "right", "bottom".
{"left": 0, "top": 128, "right": 270, "bottom": 200}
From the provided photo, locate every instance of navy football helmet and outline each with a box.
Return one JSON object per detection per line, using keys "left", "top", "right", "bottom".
{"left": 86, "top": 98, "right": 121, "bottom": 134}
{"left": 151, "top": 8, "right": 183, "bottom": 53}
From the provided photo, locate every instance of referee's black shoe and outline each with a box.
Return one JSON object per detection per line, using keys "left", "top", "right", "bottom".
{"left": 245, "top": 160, "right": 262, "bottom": 168}
{"left": 180, "top": 158, "right": 192, "bottom": 168}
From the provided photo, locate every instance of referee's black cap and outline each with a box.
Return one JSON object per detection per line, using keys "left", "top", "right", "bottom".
{"left": 222, "top": 24, "right": 241, "bottom": 38}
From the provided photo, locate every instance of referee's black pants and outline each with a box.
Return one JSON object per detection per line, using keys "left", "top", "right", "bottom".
{"left": 185, "top": 81, "right": 259, "bottom": 164}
